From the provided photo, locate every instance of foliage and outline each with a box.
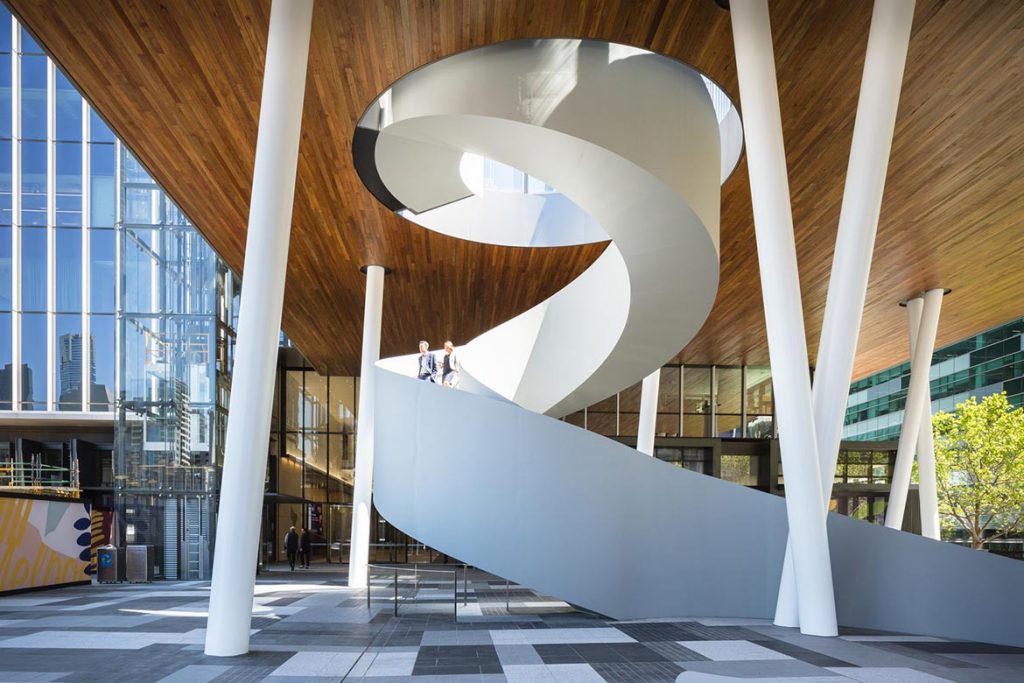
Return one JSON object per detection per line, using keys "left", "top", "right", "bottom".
{"left": 931, "top": 392, "right": 1024, "bottom": 549}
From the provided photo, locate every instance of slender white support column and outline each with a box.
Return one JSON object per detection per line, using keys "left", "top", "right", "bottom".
{"left": 348, "top": 265, "right": 386, "bottom": 589}
{"left": 907, "top": 296, "right": 942, "bottom": 539}
{"left": 636, "top": 369, "right": 661, "bottom": 456}
{"left": 886, "top": 288, "right": 943, "bottom": 530}
{"left": 204, "top": 0, "right": 313, "bottom": 657}
{"left": 773, "top": 0, "right": 916, "bottom": 627}
{"left": 730, "top": 0, "right": 837, "bottom": 637}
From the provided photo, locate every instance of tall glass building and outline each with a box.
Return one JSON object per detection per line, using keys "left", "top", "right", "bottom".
{"left": 843, "top": 316, "right": 1024, "bottom": 441}
{"left": 0, "top": 7, "right": 240, "bottom": 579}
{"left": 0, "top": 6, "right": 397, "bottom": 577}
{"left": 0, "top": 20, "right": 119, "bottom": 411}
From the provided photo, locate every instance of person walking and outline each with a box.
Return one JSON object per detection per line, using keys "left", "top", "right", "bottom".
{"left": 299, "top": 527, "right": 312, "bottom": 569}
{"left": 284, "top": 526, "right": 299, "bottom": 571}
{"left": 416, "top": 341, "right": 438, "bottom": 382}
{"left": 441, "top": 340, "right": 460, "bottom": 388}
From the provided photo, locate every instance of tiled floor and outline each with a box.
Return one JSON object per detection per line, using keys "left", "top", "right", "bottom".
{"left": 0, "top": 566, "right": 1022, "bottom": 682}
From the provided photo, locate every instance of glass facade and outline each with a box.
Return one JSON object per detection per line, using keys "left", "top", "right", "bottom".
{"left": 0, "top": 8, "right": 239, "bottom": 579}
{"left": 115, "top": 148, "right": 238, "bottom": 579}
{"left": 269, "top": 356, "right": 358, "bottom": 564}
{"left": 844, "top": 316, "right": 1024, "bottom": 440}
{"left": 566, "top": 364, "right": 775, "bottom": 439}
{"left": 0, "top": 14, "right": 118, "bottom": 412}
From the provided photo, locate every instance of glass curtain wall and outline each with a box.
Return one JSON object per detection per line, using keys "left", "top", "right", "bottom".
{"left": 0, "top": 9, "right": 240, "bottom": 578}
{"left": 0, "top": 11, "right": 116, "bottom": 412}
{"left": 268, "top": 361, "right": 358, "bottom": 564}
{"left": 115, "top": 148, "right": 238, "bottom": 579}
{"left": 844, "top": 316, "right": 1024, "bottom": 440}
{"left": 567, "top": 364, "right": 775, "bottom": 439}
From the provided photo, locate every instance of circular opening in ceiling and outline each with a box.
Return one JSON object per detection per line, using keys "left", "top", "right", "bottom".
{"left": 352, "top": 38, "right": 742, "bottom": 248}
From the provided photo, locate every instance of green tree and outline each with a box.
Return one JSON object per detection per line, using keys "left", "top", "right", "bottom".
{"left": 931, "top": 392, "right": 1024, "bottom": 549}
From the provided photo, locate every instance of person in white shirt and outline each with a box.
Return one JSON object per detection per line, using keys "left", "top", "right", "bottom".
{"left": 441, "top": 340, "right": 460, "bottom": 388}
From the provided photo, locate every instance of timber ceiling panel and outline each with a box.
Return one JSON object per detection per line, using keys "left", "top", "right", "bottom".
{"left": 8, "top": 0, "right": 1024, "bottom": 378}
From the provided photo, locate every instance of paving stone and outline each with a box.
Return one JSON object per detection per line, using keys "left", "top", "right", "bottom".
{"left": 0, "top": 569, "right": 1022, "bottom": 683}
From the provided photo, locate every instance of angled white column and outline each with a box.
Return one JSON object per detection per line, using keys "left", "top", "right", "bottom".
{"left": 888, "top": 290, "right": 942, "bottom": 532}
{"left": 348, "top": 264, "right": 386, "bottom": 589}
{"left": 730, "top": 0, "right": 837, "bottom": 637}
{"left": 204, "top": 0, "right": 313, "bottom": 658}
{"left": 636, "top": 368, "right": 661, "bottom": 456}
{"left": 886, "top": 288, "right": 943, "bottom": 530}
{"left": 907, "top": 296, "right": 942, "bottom": 539}
{"left": 773, "top": 0, "right": 917, "bottom": 627}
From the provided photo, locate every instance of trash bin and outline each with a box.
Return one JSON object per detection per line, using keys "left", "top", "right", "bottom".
{"left": 126, "top": 544, "right": 155, "bottom": 583}
{"left": 97, "top": 545, "right": 125, "bottom": 583}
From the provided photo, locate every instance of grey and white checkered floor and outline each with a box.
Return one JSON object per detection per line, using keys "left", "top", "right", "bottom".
{"left": 1, "top": 565, "right": 1022, "bottom": 682}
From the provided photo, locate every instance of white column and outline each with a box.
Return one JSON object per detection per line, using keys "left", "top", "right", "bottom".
{"left": 730, "top": 0, "right": 837, "bottom": 637}
{"left": 204, "top": 0, "right": 313, "bottom": 658}
{"left": 886, "top": 289, "right": 943, "bottom": 531}
{"left": 773, "top": 0, "right": 916, "bottom": 627}
{"left": 885, "top": 289, "right": 942, "bottom": 530}
{"left": 906, "top": 297, "right": 941, "bottom": 539}
{"left": 348, "top": 265, "right": 386, "bottom": 589}
{"left": 636, "top": 368, "right": 661, "bottom": 456}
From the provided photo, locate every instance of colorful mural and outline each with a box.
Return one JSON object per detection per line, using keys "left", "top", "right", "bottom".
{"left": 0, "top": 496, "right": 92, "bottom": 593}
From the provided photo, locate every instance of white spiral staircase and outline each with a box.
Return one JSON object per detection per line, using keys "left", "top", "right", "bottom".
{"left": 355, "top": 39, "right": 1024, "bottom": 646}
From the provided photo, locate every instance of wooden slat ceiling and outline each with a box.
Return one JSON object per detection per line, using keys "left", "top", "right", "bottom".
{"left": 9, "top": 0, "right": 1024, "bottom": 378}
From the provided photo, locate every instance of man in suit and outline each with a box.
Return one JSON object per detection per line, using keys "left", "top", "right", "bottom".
{"left": 284, "top": 526, "right": 299, "bottom": 571}
{"left": 416, "top": 341, "right": 438, "bottom": 382}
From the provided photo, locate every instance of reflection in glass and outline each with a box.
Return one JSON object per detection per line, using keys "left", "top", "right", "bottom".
{"left": 304, "top": 373, "right": 328, "bottom": 431}
{"left": 21, "top": 312, "right": 46, "bottom": 409}
{"left": 20, "top": 228, "right": 46, "bottom": 311}
{"left": 20, "top": 55, "right": 46, "bottom": 140}
{"left": 329, "top": 375, "right": 356, "bottom": 433}
{"left": 0, "top": 139, "right": 11, "bottom": 224}
{"left": 745, "top": 415, "right": 773, "bottom": 439}
{"left": 19, "top": 26, "right": 42, "bottom": 55}
{"left": 683, "top": 366, "right": 712, "bottom": 413}
{"left": 618, "top": 380, "right": 641, "bottom": 414}
{"left": 303, "top": 433, "right": 328, "bottom": 503}
{"left": 280, "top": 433, "right": 303, "bottom": 496}
{"left": 329, "top": 432, "right": 354, "bottom": 477}
{"left": 125, "top": 186, "right": 160, "bottom": 225}
{"left": 90, "top": 143, "right": 116, "bottom": 226}
{"left": 0, "top": 312, "right": 10, "bottom": 409}
{"left": 55, "top": 313, "right": 83, "bottom": 410}
{"left": 56, "top": 143, "right": 83, "bottom": 226}
{"left": 55, "top": 71, "right": 82, "bottom": 141}
{"left": 285, "top": 370, "right": 303, "bottom": 430}
{"left": 0, "top": 53, "right": 11, "bottom": 139}
{"left": 56, "top": 228, "right": 83, "bottom": 312}
{"left": 89, "top": 229, "right": 116, "bottom": 313}
{"left": 0, "top": 226, "right": 10, "bottom": 310}
{"left": 655, "top": 446, "right": 708, "bottom": 473}
{"left": 658, "top": 366, "right": 680, "bottom": 412}
{"left": 715, "top": 367, "right": 741, "bottom": 414}
{"left": 20, "top": 140, "right": 46, "bottom": 226}
{"left": 717, "top": 414, "right": 742, "bottom": 439}
{"left": 745, "top": 366, "right": 773, "bottom": 415}
{"left": 123, "top": 152, "right": 152, "bottom": 184}
{"left": 90, "top": 314, "right": 115, "bottom": 411}
{"left": 121, "top": 229, "right": 156, "bottom": 314}
{"left": 89, "top": 108, "right": 116, "bottom": 143}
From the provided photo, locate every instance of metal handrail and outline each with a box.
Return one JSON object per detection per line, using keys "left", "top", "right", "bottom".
{"left": 366, "top": 563, "right": 458, "bottom": 621}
